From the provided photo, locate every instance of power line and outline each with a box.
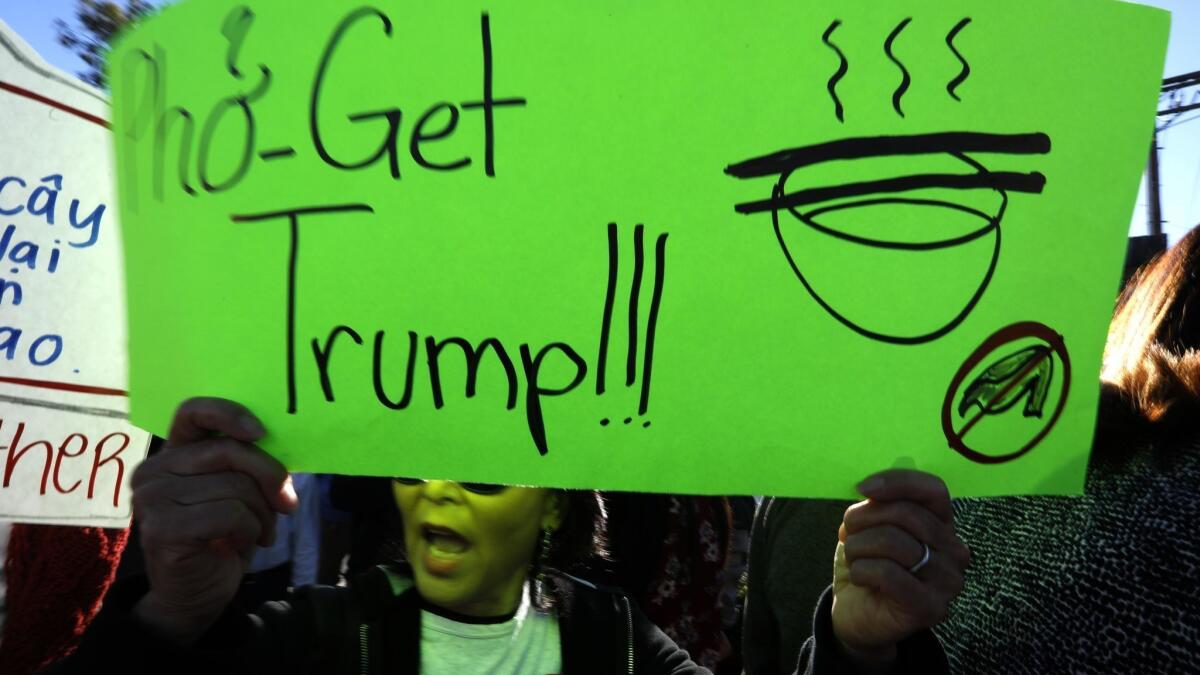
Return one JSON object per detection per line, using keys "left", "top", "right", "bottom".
{"left": 1162, "top": 112, "right": 1200, "bottom": 132}
{"left": 1147, "top": 71, "right": 1200, "bottom": 235}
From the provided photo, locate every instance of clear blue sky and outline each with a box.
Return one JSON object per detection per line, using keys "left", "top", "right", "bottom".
{"left": 3, "top": 0, "right": 1199, "bottom": 242}
{"left": 1130, "top": 0, "right": 1200, "bottom": 243}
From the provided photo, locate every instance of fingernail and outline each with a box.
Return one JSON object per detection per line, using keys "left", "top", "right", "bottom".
{"left": 240, "top": 415, "right": 266, "bottom": 438}
{"left": 857, "top": 476, "right": 884, "bottom": 494}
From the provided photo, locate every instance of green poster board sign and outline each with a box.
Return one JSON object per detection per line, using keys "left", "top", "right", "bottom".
{"left": 109, "top": 0, "right": 1168, "bottom": 497}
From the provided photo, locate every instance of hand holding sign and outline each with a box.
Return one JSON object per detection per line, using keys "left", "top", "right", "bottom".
{"left": 132, "top": 398, "right": 296, "bottom": 643}
{"left": 833, "top": 470, "right": 970, "bottom": 663}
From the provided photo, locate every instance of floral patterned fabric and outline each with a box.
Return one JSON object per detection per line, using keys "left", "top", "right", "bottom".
{"left": 640, "top": 496, "right": 732, "bottom": 671}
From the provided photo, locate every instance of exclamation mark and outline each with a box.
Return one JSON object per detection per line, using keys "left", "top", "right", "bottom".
{"left": 638, "top": 233, "right": 668, "bottom": 424}
{"left": 626, "top": 224, "right": 645, "bottom": 388}
{"left": 596, "top": 223, "right": 668, "bottom": 429}
{"left": 596, "top": 223, "right": 618, "bottom": 396}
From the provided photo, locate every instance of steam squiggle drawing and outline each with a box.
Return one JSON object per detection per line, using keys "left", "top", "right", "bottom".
{"left": 884, "top": 18, "right": 912, "bottom": 117}
{"left": 946, "top": 18, "right": 972, "bottom": 101}
{"left": 822, "top": 20, "right": 848, "bottom": 123}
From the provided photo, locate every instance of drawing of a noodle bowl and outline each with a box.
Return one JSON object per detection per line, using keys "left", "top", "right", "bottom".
{"left": 726, "top": 132, "right": 1050, "bottom": 344}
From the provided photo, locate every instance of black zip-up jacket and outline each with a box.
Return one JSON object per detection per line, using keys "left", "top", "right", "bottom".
{"left": 52, "top": 566, "right": 946, "bottom": 674}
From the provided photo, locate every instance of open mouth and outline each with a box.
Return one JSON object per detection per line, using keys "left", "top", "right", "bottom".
{"left": 422, "top": 524, "right": 470, "bottom": 558}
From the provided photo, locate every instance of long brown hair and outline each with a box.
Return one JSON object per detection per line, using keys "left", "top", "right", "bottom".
{"left": 1101, "top": 226, "right": 1200, "bottom": 433}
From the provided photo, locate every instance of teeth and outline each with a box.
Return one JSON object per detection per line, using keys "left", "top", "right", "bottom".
{"left": 432, "top": 533, "right": 468, "bottom": 554}
{"left": 427, "top": 532, "right": 468, "bottom": 556}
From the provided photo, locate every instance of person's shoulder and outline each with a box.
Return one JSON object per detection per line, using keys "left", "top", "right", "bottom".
{"left": 550, "top": 570, "right": 626, "bottom": 600}
{"left": 1088, "top": 430, "right": 1200, "bottom": 503}
{"left": 281, "top": 564, "right": 413, "bottom": 623}
{"left": 345, "top": 563, "right": 415, "bottom": 610}
{"left": 547, "top": 570, "right": 631, "bottom": 622}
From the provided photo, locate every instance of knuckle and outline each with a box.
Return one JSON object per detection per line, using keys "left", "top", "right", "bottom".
{"left": 201, "top": 437, "right": 239, "bottom": 459}
{"left": 886, "top": 502, "right": 924, "bottom": 537}
{"left": 130, "top": 457, "right": 160, "bottom": 486}
{"left": 228, "top": 470, "right": 257, "bottom": 494}
{"left": 222, "top": 497, "right": 252, "bottom": 520}
{"left": 901, "top": 509, "right": 931, "bottom": 541}
{"left": 842, "top": 533, "right": 865, "bottom": 559}
{"left": 923, "top": 507, "right": 945, "bottom": 535}
{"left": 214, "top": 501, "right": 258, "bottom": 542}
{"left": 843, "top": 500, "right": 870, "bottom": 526}
{"left": 131, "top": 490, "right": 151, "bottom": 517}
{"left": 882, "top": 562, "right": 909, "bottom": 592}
{"left": 843, "top": 503, "right": 861, "bottom": 528}
{"left": 131, "top": 477, "right": 168, "bottom": 512}
{"left": 932, "top": 484, "right": 951, "bottom": 507}
{"left": 138, "top": 512, "right": 173, "bottom": 547}
{"left": 885, "top": 524, "right": 913, "bottom": 548}
{"left": 848, "top": 558, "right": 873, "bottom": 585}
{"left": 235, "top": 498, "right": 268, "bottom": 528}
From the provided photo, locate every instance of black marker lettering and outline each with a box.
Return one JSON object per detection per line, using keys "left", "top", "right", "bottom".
{"left": 373, "top": 330, "right": 419, "bottom": 410}
{"left": 519, "top": 342, "right": 586, "bottom": 456}
{"left": 231, "top": 204, "right": 375, "bottom": 414}
{"left": 461, "top": 13, "right": 526, "bottom": 177}
{"left": 310, "top": 8, "right": 403, "bottom": 178}
{"left": 411, "top": 103, "right": 470, "bottom": 171}
{"left": 639, "top": 233, "right": 668, "bottom": 416}
{"left": 426, "top": 336, "right": 518, "bottom": 410}
{"left": 312, "top": 325, "right": 364, "bottom": 402}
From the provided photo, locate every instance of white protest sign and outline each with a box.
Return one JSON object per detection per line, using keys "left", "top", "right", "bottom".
{"left": 0, "top": 20, "right": 150, "bottom": 527}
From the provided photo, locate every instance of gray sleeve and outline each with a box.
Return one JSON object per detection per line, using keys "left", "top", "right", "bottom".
{"left": 744, "top": 498, "right": 853, "bottom": 675}
{"left": 742, "top": 497, "right": 780, "bottom": 675}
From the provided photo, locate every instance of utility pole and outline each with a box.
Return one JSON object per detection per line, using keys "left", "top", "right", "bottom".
{"left": 1147, "top": 127, "right": 1163, "bottom": 236}
{"left": 1146, "top": 70, "right": 1200, "bottom": 237}
{"left": 1126, "top": 71, "right": 1200, "bottom": 281}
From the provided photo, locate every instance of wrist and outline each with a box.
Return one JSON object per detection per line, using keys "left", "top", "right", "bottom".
{"left": 133, "top": 592, "right": 222, "bottom": 646}
{"left": 834, "top": 636, "right": 897, "bottom": 674}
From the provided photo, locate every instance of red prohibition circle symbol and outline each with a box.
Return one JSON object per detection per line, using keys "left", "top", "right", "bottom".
{"left": 941, "top": 322, "right": 1071, "bottom": 464}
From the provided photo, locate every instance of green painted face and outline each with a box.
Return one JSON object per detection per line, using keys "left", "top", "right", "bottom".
{"left": 392, "top": 480, "right": 564, "bottom": 617}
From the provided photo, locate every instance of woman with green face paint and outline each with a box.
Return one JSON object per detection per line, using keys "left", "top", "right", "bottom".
{"left": 53, "top": 397, "right": 968, "bottom": 674}
{"left": 390, "top": 478, "right": 569, "bottom": 616}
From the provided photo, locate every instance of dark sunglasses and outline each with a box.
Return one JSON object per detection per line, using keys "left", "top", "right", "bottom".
{"left": 392, "top": 477, "right": 508, "bottom": 495}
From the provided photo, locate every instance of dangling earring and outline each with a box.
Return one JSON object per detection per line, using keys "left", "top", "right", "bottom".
{"left": 535, "top": 526, "right": 554, "bottom": 587}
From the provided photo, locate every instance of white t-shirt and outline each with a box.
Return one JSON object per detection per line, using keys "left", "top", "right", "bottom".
{"left": 418, "top": 585, "right": 562, "bottom": 675}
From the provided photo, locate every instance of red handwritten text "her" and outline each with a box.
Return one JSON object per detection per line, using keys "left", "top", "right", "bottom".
{"left": 1, "top": 418, "right": 131, "bottom": 508}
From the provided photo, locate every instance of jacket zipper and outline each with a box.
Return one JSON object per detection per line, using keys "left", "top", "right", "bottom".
{"left": 359, "top": 623, "right": 370, "bottom": 675}
{"left": 621, "top": 596, "right": 633, "bottom": 675}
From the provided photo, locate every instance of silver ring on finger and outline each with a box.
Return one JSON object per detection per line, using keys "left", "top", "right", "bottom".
{"left": 909, "top": 542, "right": 932, "bottom": 574}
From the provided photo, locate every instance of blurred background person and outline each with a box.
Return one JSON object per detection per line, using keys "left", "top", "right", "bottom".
{"left": 316, "top": 473, "right": 353, "bottom": 585}
{"left": 742, "top": 497, "right": 854, "bottom": 675}
{"left": 235, "top": 472, "right": 320, "bottom": 609}
{"left": 603, "top": 493, "right": 734, "bottom": 671}
{"left": 934, "top": 225, "right": 1200, "bottom": 672}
